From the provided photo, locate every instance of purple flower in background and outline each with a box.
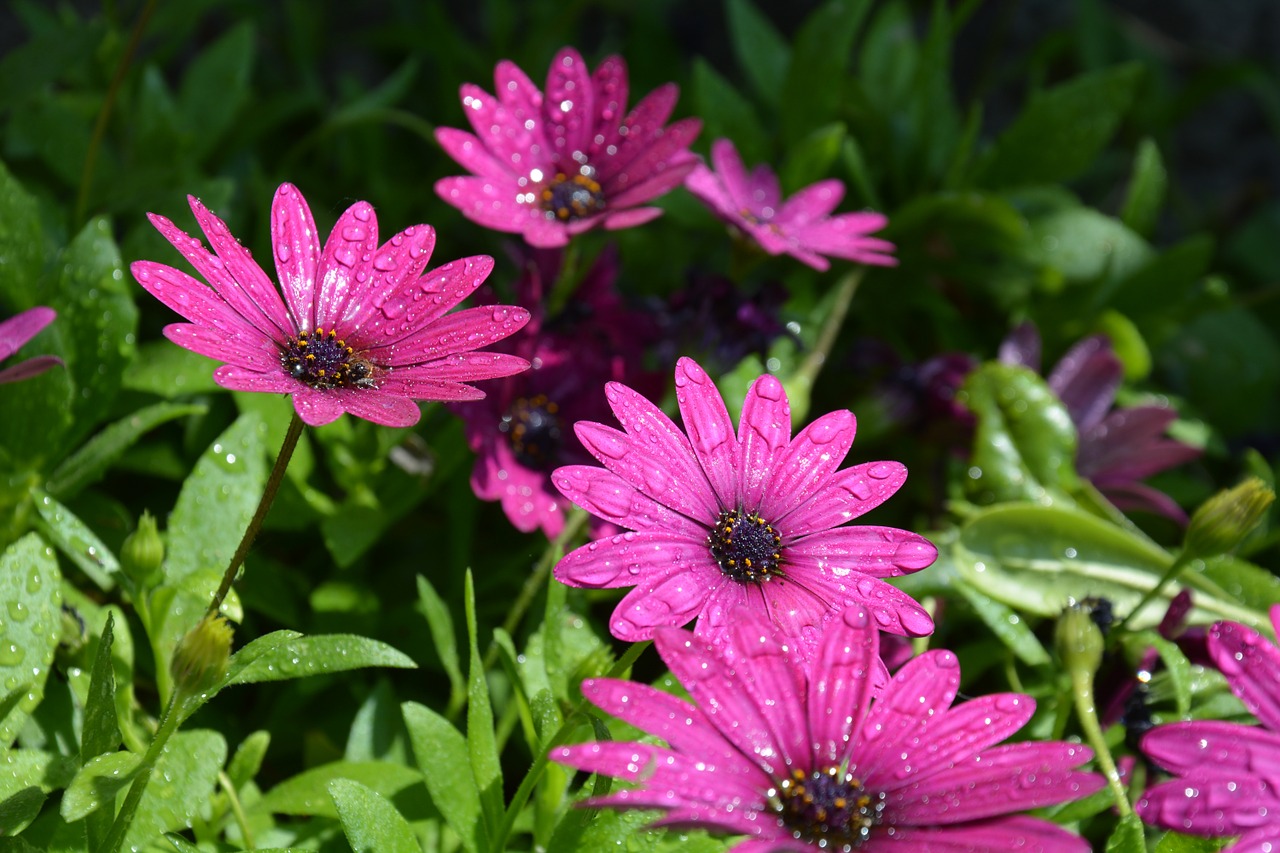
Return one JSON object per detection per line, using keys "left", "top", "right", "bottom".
{"left": 0, "top": 307, "right": 62, "bottom": 384}
{"left": 1000, "top": 322, "right": 1200, "bottom": 522}
{"left": 685, "top": 138, "right": 896, "bottom": 271}
{"left": 653, "top": 273, "right": 794, "bottom": 373}
{"left": 132, "top": 183, "right": 530, "bottom": 428}
{"left": 553, "top": 356, "right": 937, "bottom": 647}
{"left": 436, "top": 47, "right": 701, "bottom": 247}
{"left": 553, "top": 606, "right": 1104, "bottom": 851}
{"left": 1137, "top": 605, "right": 1280, "bottom": 851}
{"left": 455, "top": 245, "right": 660, "bottom": 537}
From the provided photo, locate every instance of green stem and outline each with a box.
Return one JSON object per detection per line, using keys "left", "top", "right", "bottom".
{"left": 792, "top": 267, "right": 865, "bottom": 394}
{"left": 1068, "top": 659, "right": 1132, "bottom": 817}
{"left": 544, "top": 242, "right": 583, "bottom": 318}
{"left": 218, "top": 769, "right": 255, "bottom": 849}
{"left": 1114, "top": 550, "right": 1197, "bottom": 635}
{"left": 97, "top": 692, "right": 182, "bottom": 853}
{"left": 490, "top": 639, "right": 651, "bottom": 853}
{"left": 206, "top": 413, "right": 305, "bottom": 619}
{"left": 76, "top": 0, "right": 156, "bottom": 225}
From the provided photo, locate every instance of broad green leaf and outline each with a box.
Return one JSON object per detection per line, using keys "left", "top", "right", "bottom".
{"left": 166, "top": 412, "right": 268, "bottom": 582}
{"left": 1153, "top": 830, "right": 1227, "bottom": 853}
{"left": 1104, "top": 813, "right": 1145, "bottom": 853}
{"left": 1146, "top": 632, "right": 1193, "bottom": 718}
{"left": 954, "top": 503, "right": 1280, "bottom": 630}
{"left": 179, "top": 23, "right": 255, "bottom": 160}
{"left": 464, "top": 571, "right": 502, "bottom": 834}
{"left": 329, "top": 778, "right": 421, "bottom": 853}
{"left": 1110, "top": 235, "right": 1213, "bottom": 321}
{"left": 81, "top": 612, "right": 120, "bottom": 761}
{"left": 415, "top": 575, "right": 465, "bottom": 713}
{"left": 726, "top": 0, "right": 790, "bottom": 108}
{"left": 123, "top": 730, "right": 226, "bottom": 853}
{"left": 0, "top": 534, "right": 62, "bottom": 747}
{"left": 45, "top": 402, "right": 207, "bottom": 499}
{"left": 780, "top": 122, "right": 846, "bottom": 193}
{"left": 60, "top": 750, "right": 140, "bottom": 821}
{"left": 1094, "top": 310, "right": 1151, "bottom": 381}
{"left": 252, "top": 761, "right": 425, "bottom": 820}
{"left": 403, "top": 701, "right": 487, "bottom": 853}
{"left": 345, "top": 678, "right": 410, "bottom": 764}
{"left": 1025, "top": 207, "right": 1153, "bottom": 293}
{"left": 691, "top": 58, "right": 767, "bottom": 166}
{"left": 149, "top": 568, "right": 243, "bottom": 706}
{"left": 121, "top": 341, "right": 222, "bottom": 398}
{"left": 840, "top": 135, "right": 882, "bottom": 210}
{"left": 0, "top": 160, "right": 43, "bottom": 310}
{"left": 951, "top": 578, "right": 1051, "bottom": 666}
{"left": 977, "top": 63, "right": 1143, "bottom": 188}
{"left": 226, "top": 633, "right": 416, "bottom": 686}
{"left": 1120, "top": 137, "right": 1166, "bottom": 238}
{"left": 0, "top": 19, "right": 103, "bottom": 112}
{"left": 780, "top": 0, "right": 871, "bottom": 145}
{"left": 959, "top": 362, "right": 1078, "bottom": 505}
{"left": 31, "top": 490, "right": 119, "bottom": 591}
{"left": 165, "top": 835, "right": 303, "bottom": 853}
{"left": 0, "top": 750, "right": 76, "bottom": 835}
{"left": 225, "top": 730, "right": 270, "bottom": 791}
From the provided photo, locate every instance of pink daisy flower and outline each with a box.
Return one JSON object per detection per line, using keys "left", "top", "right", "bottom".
{"left": 684, "top": 138, "right": 897, "bottom": 271}
{"left": 435, "top": 47, "right": 702, "bottom": 247}
{"left": 1136, "top": 604, "right": 1280, "bottom": 851}
{"left": 131, "top": 183, "right": 531, "bottom": 428}
{"left": 552, "top": 356, "right": 937, "bottom": 647}
{"left": 0, "top": 306, "right": 62, "bottom": 384}
{"left": 553, "top": 606, "right": 1105, "bottom": 851}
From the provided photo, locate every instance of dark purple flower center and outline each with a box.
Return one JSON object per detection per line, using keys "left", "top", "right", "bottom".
{"left": 708, "top": 509, "right": 783, "bottom": 582}
{"left": 776, "top": 766, "right": 885, "bottom": 850}
{"left": 501, "top": 394, "right": 562, "bottom": 470}
{"left": 540, "top": 169, "right": 606, "bottom": 221}
{"left": 281, "top": 327, "right": 378, "bottom": 390}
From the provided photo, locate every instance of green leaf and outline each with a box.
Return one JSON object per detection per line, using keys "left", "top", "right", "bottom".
{"left": 60, "top": 750, "right": 141, "bottom": 821}
{"left": 976, "top": 63, "right": 1144, "bottom": 188}
{"left": 780, "top": 122, "right": 846, "bottom": 192}
{"left": 464, "top": 571, "right": 503, "bottom": 835}
{"left": 1153, "top": 830, "right": 1226, "bottom": 853}
{"left": 691, "top": 58, "right": 767, "bottom": 165}
{"left": 726, "top": 0, "right": 790, "bottom": 109}
{"left": 81, "top": 612, "right": 120, "bottom": 761}
{"left": 45, "top": 402, "right": 207, "bottom": 499}
{"left": 1093, "top": 310, "right": 1151, "bottom": 381}
{"left": 179, "top": 23, "right": 255, "bottom": 161}
{"left": 0, "top": 160, "right": 44, "bottom": 311}
{"left": 780, "top": 0, "right": 871, "bottom": 144}
{"left": 164, "top": 835, "right": 303, "bottom": 853}
{"left": 952, "top": 578, "right": 1051, "bottom": 666}
{"left": 1146, "top": 632, "right": 1193, "bottom": 718}
{"left": 166, "top": 412, "right": 268, "bottom": 582}
{"left": 123, "top": 730, "right": 226, "bottom": 853}
{"left": 329, "top": 778, "right": 421, "bottom": 853}
{"left": 403, "top": 701, "right": 486, "bottom": 853}
{"left": 954, "top": 503, "right": 1280, "bottom": 629}
{"left": 1104, "top": 813, "right": 1146, "bottom": 853}
{"left": 1026, "top": 207, "right": 1153, "bottom": 294}
{"left": 415, "top": 575, "right": 465, "bottom": 713}
{"left": 959, "top": 362, "right": 1079, "bottom": 505}
{"left": 225, "top": 633, "right": 416, "bottom": 686}
{"left": 0, "top": 19, "right": 103, "bottom": 112}
{"left": 225, "top": 730, "right": 270, "bottom": 791}
{"left": 149, "top": 569, "right": 243, "bottom": 706}
{"left": 0, "top": 534, "right": 63, "bottom": 747}
{"left": 345, "top": 678, "right": 409, "bottom": 764}
{"left": 30, "top": 490, "right": 119, "bottom": 591}
{"left": 121, "top": 341, "right": 222, "bottom": 398}
{"left": 252, "top": 761, "right": 425, "bottom": 820}
{"left": 1120, "top": 137, "right": 1167, "bottom": 238}
{"left": 0, "top": 749, "right": 77, "bottom": 835}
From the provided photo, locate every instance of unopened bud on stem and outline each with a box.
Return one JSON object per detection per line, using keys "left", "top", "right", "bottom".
{"left": 1184, "top": 477, "right": 1274, "bottom": 559}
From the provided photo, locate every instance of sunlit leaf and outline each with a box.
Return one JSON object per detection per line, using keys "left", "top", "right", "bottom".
{"left": 329, "top": 778, "right": 421, "bottom": 853}
{"left": 0, "top": 534, "right": 62, "bottom": 747}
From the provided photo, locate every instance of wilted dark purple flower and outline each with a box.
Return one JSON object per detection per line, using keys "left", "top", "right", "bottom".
{"left": 0, "top": 307, "right": 62, "bottom": 384}
{"left": 652, "top": 273, "right": 794, "bottom": 372}
{"left": 1000, "top": 323, "right": 1200, "bottom": 522}
{"left": 553, "top": 606, "right": 1105, "bottom": 851}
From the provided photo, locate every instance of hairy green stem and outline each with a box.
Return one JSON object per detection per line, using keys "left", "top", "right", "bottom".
{"left": 77, "top": 0, "right": 156, "bottom": 224}
{"left": 792, "top": 267, "right": 865, "bottom": 394}
{"left": 1068, "top": 660, "right": 1132, "bottom": 817}
{"left": 98, "top": 692, "right": 181, "bottom": 853}
{"left": 491, "top": 640, "right": 651, "bottom": 852}
{"left": 206, "top": 413, "right": 305, "bottom": 619}
{"left": 218, "top": 769, "right": 255, "bottom": 849}
{"left": 1114, "top": 550, "right": 1196, "bottom": 635}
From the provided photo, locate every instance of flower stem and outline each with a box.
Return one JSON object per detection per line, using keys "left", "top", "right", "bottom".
{"left": 217, "top": 769, "right": 256, "bottom": 849}
{"left": 793, "top": 267, "right": 865, "bottom": 394}
{"left": 76, "top": 0, "right": 156, "bottom": 225}
{"left": 1068, "top": 657, "right": 1133, "bottom": 817}
{"left": 205, "top": 412, "right": 305, "bottom": 619}
{"left": 491, "top": 639, "right": 651, "bottom": 853}
{"left": 97, "top": 692, "right": 182, "bottom": 853}
{"left": 1114, "top": 550, "right": 1196, "bottom": 635}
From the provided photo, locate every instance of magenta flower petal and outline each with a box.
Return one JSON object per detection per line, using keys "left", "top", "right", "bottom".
{"left": 555, "top": 356, "right": 936, "bottom": 645}
{"left": 686, "top": 137, "right": 897, "bottom": 270}
{"left": 0, "top": 354, "right": 62, "bottom": 384}
{"left": 135, "top": 183, "right": 529, "bottom": 427}
{"left": 555, "top": 606, "right": 1104, "bottom": 849}
{"left": 1211, "top": 616, "right": 1280, "bottom": 731}
{"left": 437, "top": 47, "right": 699, "bottom": 245}
{"left": 1047, "top": 335, "right": 1122, "bottom": 432}
{"left": 0, "top": 306, "right": 61, "bottom": 384}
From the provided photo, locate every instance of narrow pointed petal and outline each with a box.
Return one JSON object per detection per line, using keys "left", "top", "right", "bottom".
{"left": 855, "top": 650, "right": 962, "bottom": 781}
{"left": 808, "top": 607, "right": 879, "bottom": 764}
{"left": 360, "top": 255, "right": 495, "bottom": 351}
{"left": 329, "top": 388, "right": 421, "bottom": 427}
{"left": 163, "top": 323, "right": 281, "bottom": 372}
{"left": 1047, "top": 336, "right": 1122, "bottom": 431}
{"left": 576, "top": 422, "right": 716, "bottom": 524}
{"left": 611, "top": 568, "right": 720, "bottom": 641}
{"left": 551, "top": 465, "right": 707, "bottom": 540}
{"left": 1140, "top": 720, "right": 1280, "bottom": 775}
{"left": 738, "top": 373, "right": 792, "bottom": 512}
{"left": 787, "top": 526, "right": 938, "bottom": 578}
{"left": 342, "top": 223, "right": 436, "bottom": 337}
{"left": 775, "top": 179, "right": 844, "bottom": 226}
{"left": 271, "top": 183, "right": 321, "bottom": 332}
{"left": 213, "top": 365, "right": 298, "bottom": 394}
{"left": 0, "top": 355, "right": 62, "bottom": 384}
{"left": 544, "top": 47, "right": 594, "bottom": 162}
{"left": 315, "top": 201, "right": 379, "bottom": 330}
{"left": 887, "top": 816, "right": 1093, "bottom": 851}
{"left": 675, "top": 357, "right": 739, "bottom": 509}
{"left": 187, "top": 196, "right": 292, "bottom": 337}
{"left": 759, "top": 410, "right": 856, "bottom": 521}
{"left": 292, "top": 388, "right": 345, "bottom": 426}
{"left": 555, "top": 531, "right": 707, "bottom": 589}
{"left": 132, "top": 261, "right": 263, "bottom": 340}
{"left": 0, "top": 306, "right": 55, "bottom": 359}
{"left": 1210, "top": 619, "right": 1280, "bottom": 731}
{"left": 782, "top": 461, "right": 908, "bottom": 539}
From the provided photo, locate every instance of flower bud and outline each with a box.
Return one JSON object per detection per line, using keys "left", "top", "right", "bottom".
{"left": 1055, "top": 599, "right": 1106, "bottom": 679}
{"left": 171, "top": 614, "right": 233, "bottom": 696}
{"left": 1184, "top": 477, "right": 1275, "bottom": 559}
{"left": 120, "top": 510, "right": 164, "bottom": 586}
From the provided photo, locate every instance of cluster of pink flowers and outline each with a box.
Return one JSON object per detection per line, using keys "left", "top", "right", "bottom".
{"left": 127, "top": 44, "right": 1229, "bottom": 852}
